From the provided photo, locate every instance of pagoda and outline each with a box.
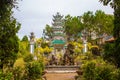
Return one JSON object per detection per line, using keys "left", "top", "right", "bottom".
{"left": 51, "top": 12, "right": 66, "bottom": 54}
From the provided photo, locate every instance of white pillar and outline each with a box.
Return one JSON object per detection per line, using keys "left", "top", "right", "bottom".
{"left": 83, "top": 40, "right": 87, "bottom": 53}
{"left": 30, "top": 42, "right": 34, "bottom": 54}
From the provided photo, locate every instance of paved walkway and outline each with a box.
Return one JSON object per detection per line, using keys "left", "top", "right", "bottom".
{"left": 45, "top": 73, "right": 77, "bottom": 80}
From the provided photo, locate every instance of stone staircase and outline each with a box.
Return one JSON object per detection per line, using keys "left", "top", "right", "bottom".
{"left": 45, "top": 65, "right": 80, "bottom": 73}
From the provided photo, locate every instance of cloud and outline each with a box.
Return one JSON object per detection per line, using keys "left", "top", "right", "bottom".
{"left": 14, "top": 0, "right": 113, "bottom": 39}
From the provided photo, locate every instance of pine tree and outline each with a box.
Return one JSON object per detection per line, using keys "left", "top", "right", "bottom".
{"left": 100, "top": 0, "right": 120, "bottom": 68}
{"left": 0, "top": 0, "right": 20, "bottom": 70}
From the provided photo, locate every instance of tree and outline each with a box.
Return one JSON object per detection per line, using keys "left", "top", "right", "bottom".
{"left": 95, "top": 10, "right": 106, "bottom": 35}
{"left": 104, "top": 14, "right": 114, "bottom": 35}
{"left": 100, "top": 0, "right": 120, "bottom": 68}
{"left": 94, "top": 10, "right": 114, "bottom": 35}
{"left": 99, "top": 0, "right": 120, "bottom": 38}
{"left": 24, "top": 61, "right": 44, "bottom": 80}
{"left": 0, "top": 0, "right": 21, "bottom": 71}
{"left": 21, "top": 35, "right": 28, "bottom": 42}
{"left": 64, "top": 15, "right": 83, "bottom": 41}
{"left": 81, "top": 10, "right": 114, "bottom": 43}
{"left": 82, "top": 11, "right": 95, "bottom": 41}
{"left": 44, "top": 24, "right": 53, "bottom": 40}
{"left": 18, "top": 40, "right": 29, "bottom": 58}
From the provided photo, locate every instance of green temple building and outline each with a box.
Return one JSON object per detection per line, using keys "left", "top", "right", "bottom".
{"left": 51, "top": 12, "right": 66, "bottom": 54}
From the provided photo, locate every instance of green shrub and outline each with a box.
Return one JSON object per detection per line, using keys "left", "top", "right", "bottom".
{"left": 82, "top": 60, "right": 118, "bottom": 80}
{"left": 103, "top": 43, "right": 115, "bottom": 63}
{"left": 13, "top": 58, "right": 25, "bottom": 80}
{"left": 0, "top": 70, "right": 13, "bottom": 80}
{"left": 23, "top": 53, "right": 34, "bottom": 62}
{"left": 114, "top": 69, "right": 120, "bottom": 80}
{"left": 83, "top": 61, "right": 96, "bottom": 80}
{"left": 95, "top": 64, "right": 115, "bottom": 80}
{"left": 13, "top": 66, "right": 24, "bottom": 80}
{"left": 23, "top": 61, "right": 44, "bottom": 80}
{"left": 103, "top": 38, "right": 120, "bottom": 68}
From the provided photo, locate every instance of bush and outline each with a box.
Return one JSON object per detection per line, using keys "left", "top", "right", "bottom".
{"left": 103, "top": 43, "right": 115, "bottom": 63}
{"left": 103, "top": 38, "right": 120, "bottom": 68}
{"left": 83, "top": 61, "right": 96, "bottom": 80}
{"left": 82, "top": 60, "right": 118, "bottom": 80}
{"left": 13, "top": 58, "right": 25, "bottom": 79}
{"left": 23, "top": 61, "right": 44, "bottom": 80}
{"left": 95, "top": 64, "right": 115, "bottom": 80}
{"left": 13, "top": 67, "right": 23, "bottom": 80}
{"left": 23, "top": 53, "right": 34, "bottom": 62}
{"left": 0, "top": 70, "right": 13, "bottom": 80}
{"left": 91, "top": 47, "right": 100, "bottom": 56}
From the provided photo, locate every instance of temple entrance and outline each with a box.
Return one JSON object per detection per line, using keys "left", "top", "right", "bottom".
{"left": 63, "top": 49, "right": 74, "bottom": 65}
{"left": 49, "top": 48, "right": 74, "bottom": 66}
{"left": 46, "top": 12, "right": 76, "bottom": 66}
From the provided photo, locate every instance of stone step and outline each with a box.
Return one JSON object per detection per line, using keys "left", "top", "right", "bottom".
{"left": 45, "top": 65, "right": 80, "bottom": 73}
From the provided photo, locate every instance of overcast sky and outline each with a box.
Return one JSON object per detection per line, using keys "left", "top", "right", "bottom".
{"left": 14, "top": 0, "right": 114, "bottom": 39}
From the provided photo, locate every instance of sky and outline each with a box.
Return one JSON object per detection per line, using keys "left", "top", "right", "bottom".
{"left": 14, "top": 0, "right": 114, "bottom": 39}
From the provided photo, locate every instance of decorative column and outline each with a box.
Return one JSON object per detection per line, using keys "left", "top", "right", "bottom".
{"left": 29, "top": 32, "right": 35, "bottom": 54}
{"left": 30, "top": 41, "right": 35, "bottom": 54}
{"left": 83, "top": 40, "right": 87, "bottom": 53}
{"left": 82, "top": 29, "right": 87, "bottom": 53}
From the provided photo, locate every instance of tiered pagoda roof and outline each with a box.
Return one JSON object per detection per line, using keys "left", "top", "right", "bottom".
{"left": 51, "top": 12, "right": 65, "bottom": 47}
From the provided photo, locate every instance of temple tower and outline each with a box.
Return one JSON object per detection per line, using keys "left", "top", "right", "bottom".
{"left": 51, "top": 12, "right": 66, "bottom": 54}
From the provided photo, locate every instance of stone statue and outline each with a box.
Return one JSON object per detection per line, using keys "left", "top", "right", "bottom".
{"left": 30, "top": 32, "right": 35, "bottom": 42}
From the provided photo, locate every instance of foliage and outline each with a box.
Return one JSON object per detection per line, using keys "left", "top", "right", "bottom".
{"left": 94, "top": 10, "right": 114, "bottom": 35}
{"left": 103, "top": 42, "right": 115, "bottom": 63}
{"left": 13, "top": 52, "right": 44, "bottom": 80}
{"left": 23, "top": 53, "right": 34, "bottom": 62}
{"left": 99, "top": 0, "right": 120, "bottom": 38}
{"left": 0, "top": 0, "right": 20, "bottom": 73}
{"left": 35, "top": 47, "right": 44, "bottom": 54}
{"left": 35, "top": 46, "right": 52, "bottom": 65}
{"left": 44, "top": 46, "right": 52, "bottom": 55}
{"left": 44, "top": 24, "right": 53, "bottom": 40}
{"left": 82, "top": 11, "right": 95, "bottom": 41}
{"left": 83, "top": 61, "right": 96, "bottom": 80}
{"left": 21, "top": 35, "right": 28, "bottom": 42}
{"left": 36, "top": 38, "right": 50, "bottom": 48}
{"left": 23, "top": 61, "right": 44, "bottom": 80}
{"left": 13, "top": 66, "right": 24, "bottom": 80}
{"left": 14, "top": 58, "right": 25, "bottom": 69}
{"left": 103, "top": 38, "right": 120, "bottom": 68}
{"left": 113, "top": 38, "right": 120, "bottom": 68}
{"left": 91, "top": 47, "right": 100, "bottom": 56}
{"left": 81, "top": 10, "right": 114, "bottom": 43}
{"left": 73, "top": 42, "right": 83, "bottom": 64}
{"left": 0, "top": 70, "right": 13, "bottom": 80}
{"left": 95, "top": 64, "right": 114, "bottom": 80}
{"left": 82, "top": 59, "right": 118, "bottom": 80}
{"left": 18, "top": 41, "right": 29, "bottom": 57}
{"left": 64, "top": 15, "right": 83, "bottom": 41}
{"left": 67, "top": 41, "right": 75, "bottom": 54}
{"left": 100, "top": 0, "right": 120, "bottom": 68}
{"left": 115, "top": 69, "right": 120, "bottom": 80}
{"left": 13, "top": 58, "right": 25, "bottom": 80}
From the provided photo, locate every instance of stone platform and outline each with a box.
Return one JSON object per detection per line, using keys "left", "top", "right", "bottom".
{"left": 45, "top": 65, "right": 80, "bottom": 73}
